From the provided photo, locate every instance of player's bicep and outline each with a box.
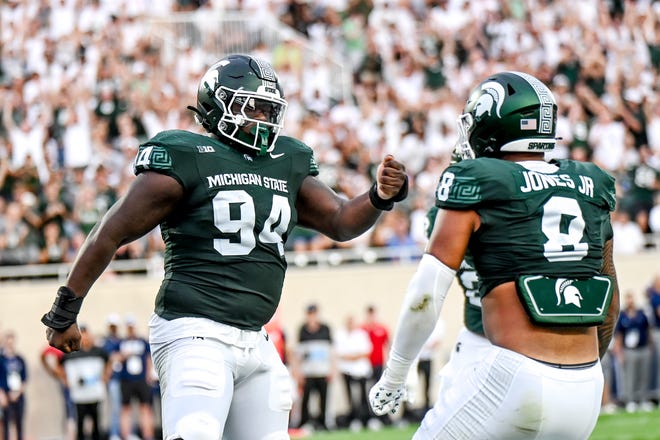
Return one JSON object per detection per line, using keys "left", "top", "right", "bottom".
{"left": 99, "top": 171, "right": 184, "bottom": 245}
{"left": 426, "top": 209, "right": 479, "bottom": 270}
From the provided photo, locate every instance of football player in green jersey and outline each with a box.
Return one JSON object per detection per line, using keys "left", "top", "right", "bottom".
{"left": 370, "top": 71, "right": 620, "bottom": 439}
{"left": 41, "top": 54, "right": 408, "bottom": 440}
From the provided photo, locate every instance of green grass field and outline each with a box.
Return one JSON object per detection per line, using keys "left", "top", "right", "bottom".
{"left": 300, "top": 409, "right": 660, "bottom": 439}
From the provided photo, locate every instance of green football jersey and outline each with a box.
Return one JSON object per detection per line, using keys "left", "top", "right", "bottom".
{"left": 456, "top": 255, "right": 484, "bottom": 335}
{"left": 133, "top": 130, "right": 319, "bottom": 330}
{"left": 435, "top": 158, "right": 616, "bottom": 296}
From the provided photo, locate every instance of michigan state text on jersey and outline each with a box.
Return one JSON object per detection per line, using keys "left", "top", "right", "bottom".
{"left": 133, "top": 130, "right": 319, "bottom": 331}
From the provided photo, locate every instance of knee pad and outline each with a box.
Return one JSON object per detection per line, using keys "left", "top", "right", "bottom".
{"left": 168, "top": 412, "right": 222, "bottom": 440}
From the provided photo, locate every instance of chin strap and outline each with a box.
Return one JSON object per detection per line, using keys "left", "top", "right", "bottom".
{"left": 253, "top": 126, "right": 270, "bottom": 156}
{"left": 236, "top": 125, "right": 271, "bottom": 156}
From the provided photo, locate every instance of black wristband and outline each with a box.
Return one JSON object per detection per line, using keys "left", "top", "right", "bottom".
{"left": 369, "top": 176, "right": 409, "bottom": 211}
{"left": 41, "top": 286, "right": 84, "bottom": 332}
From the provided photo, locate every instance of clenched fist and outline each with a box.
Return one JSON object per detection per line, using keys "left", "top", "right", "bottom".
{"left": 45, "top": 323, "right": 82, "bottom": 353}
{"left": 376, "top": 155, "right": 407, "bottom": 200}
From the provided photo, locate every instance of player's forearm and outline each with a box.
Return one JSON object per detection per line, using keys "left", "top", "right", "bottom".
{"left": 387, "top": 254, "right": 455, "bottom": 381}
{"left": 328, "top": 193, "right": 384, "bottom": 241}
{"left": 598, "top": 239, "right": 619, "bottom": 359}
{"left": 325, "top": 178, "right": 411, "bottom": 241}
{"left": 296, "top": 174, "right": 407, "bottom": 241}
{"left": 297, "top": 187, "right": 382, "bottom": 242}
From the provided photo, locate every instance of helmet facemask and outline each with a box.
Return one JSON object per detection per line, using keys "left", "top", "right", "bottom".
{"left": 215, "top": 86, "right": 287, "bottom": 155}
{"left": 455, "top": 113, "right": 476, "bottom": 160}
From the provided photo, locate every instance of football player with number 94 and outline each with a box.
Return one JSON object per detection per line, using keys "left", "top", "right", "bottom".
{"left": 41, "top": 54, "right": 408, "bottom": 440}
{"left": 369, "top": 71, "right": 620, "bottom": 440}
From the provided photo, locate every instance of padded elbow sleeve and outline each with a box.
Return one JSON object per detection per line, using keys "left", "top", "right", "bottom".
{"left": 387, "top": 254, "right": 456, "bottom": 381}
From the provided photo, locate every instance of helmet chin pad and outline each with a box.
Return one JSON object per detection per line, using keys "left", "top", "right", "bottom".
{"left": 235, "top": 125, "right": 271, "bottom": 156}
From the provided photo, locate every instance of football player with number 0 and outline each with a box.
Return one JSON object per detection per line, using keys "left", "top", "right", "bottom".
{"left": 369, "top": 71, "right": 619, "bottom": 440}
{"left": 41, "top": 54, "right": 408, "bottom": 440}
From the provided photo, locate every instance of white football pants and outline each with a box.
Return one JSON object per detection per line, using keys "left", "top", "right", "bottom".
{"left": 433, "top": 327, "right": 493, "bottom": 396}
{"left": 414, "top": 343, "right": 603, "bottom": 440}
{"left": 151, "top": 328, "right": 292, "bottom": 440}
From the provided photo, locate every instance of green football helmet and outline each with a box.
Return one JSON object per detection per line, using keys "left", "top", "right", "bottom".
{"left": 189, "top": 54, "right": 287, "bottom": 155}
{"left": 456, "top": 71, "right": 557, "bottom": 159}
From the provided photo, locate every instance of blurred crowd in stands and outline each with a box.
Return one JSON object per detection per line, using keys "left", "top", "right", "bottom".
{"left": 1, "top": 0, "right": 659, "bottom": 268}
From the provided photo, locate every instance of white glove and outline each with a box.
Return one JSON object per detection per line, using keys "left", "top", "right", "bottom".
{"left": 369, "top": 368, "right": 407, "bottom": 416}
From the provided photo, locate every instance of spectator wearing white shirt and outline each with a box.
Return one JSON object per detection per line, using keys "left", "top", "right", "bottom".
{"left": 649, "top": 193, "right": 660, "bottom": 234}
{"left": 390, "top": 55, "right": 425, "bottom": 113}
{"left": 58, "top": 325, "right": 111, "bottom": 440}
{"left": 612, "top": 210, "right": 646, "bottom": 255}
{"left": 48, "top": 0, "right": 76, "bottom": 41}
{"left": 2, "top": 92, "right": 50, "bottom": 184}
{"left": 334, "top": 315, "right": 372, "bottom": 430}
{"left": 77, "top": 0, "right": 111, "bottom": 33}
{"left": 61, "top": 101, "right": 93, "bottom": 170}
{"left": 394, "top": 111, "right": 431, "bottom": 176}
{"left": 301, "top": 58, "right": 332, "bottom": 115}
{"left": 646, "top": 99, "right": 660, "bottom": 157}
{"left": 588, "top": 106, "right": 628, "bottom": 173}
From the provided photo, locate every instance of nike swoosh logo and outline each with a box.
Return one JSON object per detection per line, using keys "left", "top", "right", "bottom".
{"left": 270, "top": 152, "right": 285, "bottom": 159}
